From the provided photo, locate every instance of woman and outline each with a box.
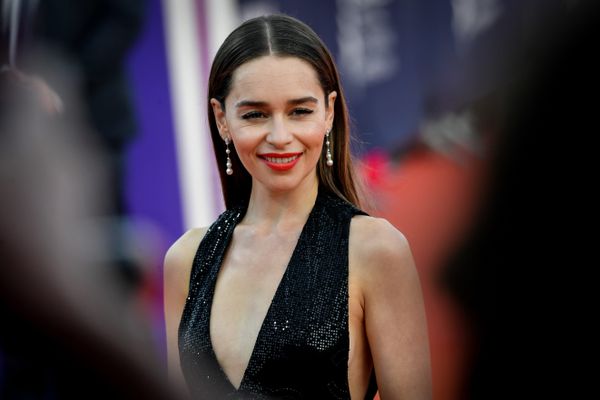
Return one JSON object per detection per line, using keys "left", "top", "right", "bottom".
{"left": 164, "top": 14, "right": 431, "bottom": 399}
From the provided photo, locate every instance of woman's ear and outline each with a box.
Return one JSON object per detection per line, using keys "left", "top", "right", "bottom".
{"left": 326, "top": 91, "right": 337, "bottom": 129}
{"left": 210, "top": 98, "right": 228, "bottom": 139}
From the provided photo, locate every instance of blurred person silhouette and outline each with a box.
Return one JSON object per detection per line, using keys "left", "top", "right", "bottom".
{"left": 0, "top": 50, "right": 184, "bottom": 399}
{"left": 28, "top": 0, "right": 148, "bottom": 215}
{"left": 1, "top": 0, "right": 63, "bottom": 115}
{"left": 1, "top": 0, "right": 153, "bottom": 298}
{"left": 440, "top": 1, "right": 599, "bottom": 398}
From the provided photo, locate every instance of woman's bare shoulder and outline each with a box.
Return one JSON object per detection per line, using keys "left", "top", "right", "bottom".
{"left": 349, "top": 215, "right": 414, "bottom": 277}
{"left": 163, "top": 227, "right": 209, "bottom": 290}
{"left": 349, "top": 216, "right": 430, "bottom": 398}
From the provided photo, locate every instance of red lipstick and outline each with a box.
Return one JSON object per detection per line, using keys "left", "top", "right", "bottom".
{"left": 258, "top": 152, "right": 303, "bottom": 171}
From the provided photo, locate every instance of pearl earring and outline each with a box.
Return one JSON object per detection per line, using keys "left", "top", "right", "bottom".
{"left": 325, "top": 129, "right": 333, "bottom": 167}
{"left": 225, "top": 138, "right": 233, "bottom": 175}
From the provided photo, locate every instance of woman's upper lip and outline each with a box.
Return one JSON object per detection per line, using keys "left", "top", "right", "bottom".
{"left": 258, "top": 152, "right": 303, "bottom": 158}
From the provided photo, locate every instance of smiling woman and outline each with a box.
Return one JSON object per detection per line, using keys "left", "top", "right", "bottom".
{"left": 210, "top": 56, "right": 336, "bottom": 195}
{"left": 164, "top": 14, "right": 431, "bottom": 400}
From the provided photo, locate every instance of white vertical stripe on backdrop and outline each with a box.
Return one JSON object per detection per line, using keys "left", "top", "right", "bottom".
{"left": 161, "top": 0, "right": 217, "bottom": 229}
{"left": 206, "top": 0, "right": 240, "bottom": 61}
{"left": 203, "top": 0, "right": 240, "bottom": 213}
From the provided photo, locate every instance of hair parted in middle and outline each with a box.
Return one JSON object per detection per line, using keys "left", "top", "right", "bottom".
{"left": 208, "top": 14, "right": 363, "bottom": 209}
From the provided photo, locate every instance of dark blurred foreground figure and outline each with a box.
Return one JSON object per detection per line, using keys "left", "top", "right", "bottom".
{"left": 0, "top": 53, "right": 183, "bottom": 399}
{"left": 31, "top": 0, "right": 147, "bottom": 214}
{"left": 441, "top": 1, "right": 599, "bottom": 398}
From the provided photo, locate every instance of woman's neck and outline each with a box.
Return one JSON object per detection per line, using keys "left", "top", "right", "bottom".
{"left": 243, "top": 176, "right": 319, "bottom": 231}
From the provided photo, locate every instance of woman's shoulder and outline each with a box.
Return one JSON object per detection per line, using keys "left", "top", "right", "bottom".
{"left": 165, "top": 227, "right": 209, "bottom": 261}
{"left": 349, "top": 215, "right": 414, "bottom": 276}
{"left": 163, "top": 227, "right": 209, "bottom": 290}
{"left": 164, "top": 207, "right": 240, "bottom": 271}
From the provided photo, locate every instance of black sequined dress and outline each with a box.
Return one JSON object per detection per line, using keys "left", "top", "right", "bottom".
{"left": 178, "top": 190, "right": 378, "bottom": 399}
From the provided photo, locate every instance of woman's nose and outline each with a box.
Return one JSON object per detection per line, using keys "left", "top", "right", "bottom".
{"left": 266, "top": 117, "right": 293, "bottom": 147}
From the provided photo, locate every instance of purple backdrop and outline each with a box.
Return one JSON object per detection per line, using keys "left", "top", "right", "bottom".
{"left": 125, "top": 0, "right": 183, "bottom": 357}
{"left": 126, "top": 0, "right": 183, "bottom": 251}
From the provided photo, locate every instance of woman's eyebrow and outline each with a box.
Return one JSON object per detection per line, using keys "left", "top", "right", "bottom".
{"left": 235, "top": 96, "right": 318, "bottom": 108}
{"left": 235, "top": 100, "right": 268, "bottom": 108}
{"left": 288, "top": 96, "right": 318, "bottom": 105}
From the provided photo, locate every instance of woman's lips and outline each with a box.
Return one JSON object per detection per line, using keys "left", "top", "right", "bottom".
{"left": 258, "top": 152, "right": 303, "bottom": 171}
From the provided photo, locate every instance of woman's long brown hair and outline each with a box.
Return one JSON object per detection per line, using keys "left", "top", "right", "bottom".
{"left": 208, "top": 14, "right": 363, "bottom": 209}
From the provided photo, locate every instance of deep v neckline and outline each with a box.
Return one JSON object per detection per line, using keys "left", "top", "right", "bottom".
{"left": 206, "top": 194, "right": 321, "bottom": 391}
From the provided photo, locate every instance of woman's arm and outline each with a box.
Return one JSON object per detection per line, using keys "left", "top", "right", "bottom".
{"left": 352, "top": 217, "right": 432, "bottom": 399}
{"left": 163, "top": 228, "right": 207, "bottom": 391}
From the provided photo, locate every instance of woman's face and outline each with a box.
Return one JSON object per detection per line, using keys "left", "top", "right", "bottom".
{"left": 211, "top": 55, "right": 336, "bottom": 194}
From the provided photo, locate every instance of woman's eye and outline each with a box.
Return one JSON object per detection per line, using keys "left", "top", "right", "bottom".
{"left": 291, "top": 108, "right": 313, "bottom": 116}
{"left": 241, "top": 111, "right": 266, "bottom": 120}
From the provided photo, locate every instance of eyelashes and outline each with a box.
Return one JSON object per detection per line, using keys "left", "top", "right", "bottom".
{"left": 241, "top": 108, "right": 314, "bottom": 120}
{"left": 291, "top": 108, "right": 313, "bottom": 116}
{"left": 241, "top": 111, "right": 266, "bottom": 120}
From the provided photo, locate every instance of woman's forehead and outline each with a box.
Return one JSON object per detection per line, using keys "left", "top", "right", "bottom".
{"left": 228, "top": 56, "right": 323, "bottom": 103}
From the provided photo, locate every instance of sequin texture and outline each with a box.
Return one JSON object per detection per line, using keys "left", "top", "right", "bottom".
{"left": 178, "top": 191, "right": 377, "bottom": 399}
